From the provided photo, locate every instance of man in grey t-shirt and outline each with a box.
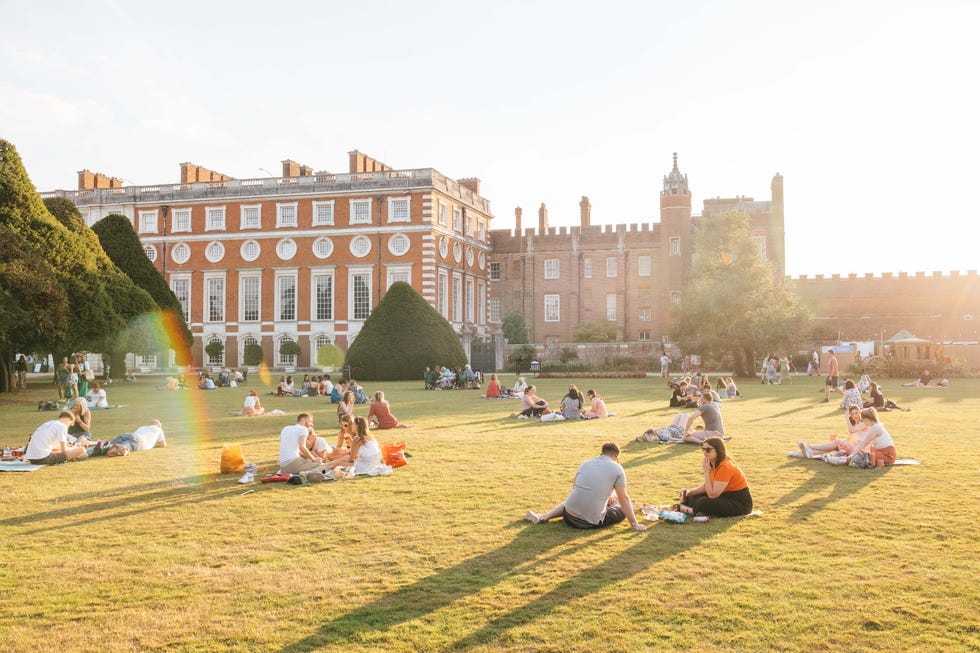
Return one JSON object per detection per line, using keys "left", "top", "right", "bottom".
{"left": 525, "top": 442, "right": 647, "bottom": 531}
{"left": 682, "top": 394, "right": 725, "bottom": 443}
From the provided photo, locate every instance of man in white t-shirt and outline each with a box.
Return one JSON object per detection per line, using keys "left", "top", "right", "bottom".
{"left": 279, "top": 413, "right": 324, "bottom": 474}
{"left": 26, "top": 412, "right": 88, "bottom": 464}
{"left": 322, "top": 375, "right": 334, "bottom": 396}
{"left": 86, "top": 382, "right": 108, "bottom": 408}
{"left": 524, "top": 442, "right": 647, "bottom": 531}
{"left": 105, "top": 420, "right": 167, "bottom": 457}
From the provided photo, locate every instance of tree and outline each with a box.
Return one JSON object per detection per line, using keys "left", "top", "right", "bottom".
{"left": 501, "top": 312, "right": 529, "bottom": 344}
{"left": 243, "top": 343, "right": 264, "bottom": 367}
{"left": 507, "top": 344, "right": 536, "bottom": 374}
{"left": 344, "top": 282, "right": 467, "bottom": 380}
{"left": 279, "top": 339, "right": 301, "bottom": 365}
{"left": 205, "top": 340, "right": 225, "bottom": 364}
{"left": 669, "top": 210, "right": 813, "bottom": 377}
{"left": 316, "top": 343, "right": 344, "bottom": 371}
{"left": 572, "top": 320, "right": 617, "bottom": 343}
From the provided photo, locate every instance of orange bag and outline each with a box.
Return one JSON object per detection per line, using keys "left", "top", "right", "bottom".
{"left": 382, "top": 441, "right": 408, "bottom": 468}
{"left": 220, "top": 443, "right": 246, "bottom": 474}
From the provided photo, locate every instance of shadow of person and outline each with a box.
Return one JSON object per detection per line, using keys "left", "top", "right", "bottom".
{"left": 773, "top": 460, "right": 881, "bottom": 520}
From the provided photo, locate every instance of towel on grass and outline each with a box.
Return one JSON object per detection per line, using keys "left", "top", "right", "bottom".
{"left": 0, "top": 461, "right": 47, "bottom": 472}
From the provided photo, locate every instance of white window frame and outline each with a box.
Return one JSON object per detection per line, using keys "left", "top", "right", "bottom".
{"left": 348, "top": 267, "right": 373, "bottom": 321}
{"left": 350, "top": 235, "right": 372, "bottom": 258}
{"left": 606, "top": 257, "right": 618, "bottom": 278}
{"left": 670, "top": 237, "right": 681, "bottom": 256}
{"left": 240, "top": 275, "right": 261, "bottom": 322}
{"left": 478, "top": 280, "right": 486, "bottom": 325}
{"left": 466, "top": 215, "right": 475, "bottom": 237}
{"left": 205, "top": 206, "right": 226, "bottom": 232}
{"left": 465, "top": 277, "right": 475, "bottom": 323}
{"left": 638, "top": 255, "right": 651, "bottom": 277}
{"left": 277, "top": 335, "right": 298, "bottom": 367}
{"left": 312, "top": 200, "right": 335, "bottom": 226}
{"left": 388, "top": 233, "right": 411, "bottom": 257}
{"left": 206, "top": 336, "right": 224, "bottom": 366}
{"left": 312, "top": 236, "right": 334, "bottom": 259}
{"left": 386, "top": 265, "right": 412, "bottom": 290}
{"left": 544, "top": 294, "right": 560, "bottom": 322}
{"left": 753, "top": 235, "right": 767, "bottom": 264}
{"left": 606, "top": 293, "right": 617, "bottom": 321}
{"left": 171, "top": 242, "right": 191, "bottom": 265}
{"left": 172, "top": 208, "right": 192, "bottom": 233}
{"left": 478, "top": 221, "right": 485, "bottom": 242}
{"left": 583, "top": 258, "right": 592, "bottom": 278}
{"left": 452, "top": 273, "right": 462, "bottom": 322}
{"left": 143, "top": 244, "right": 157, "bottom": 262}
{"left": 276, "top": 202, "right": 298, "bottom": 228}
{"left": 276, "top": 273, "right": 298, "bottom": 322}
{"left": 171, "top": 275, "right": 191, "bottom": 323}
{"left": 544, "top": 259, "right": 560, "bottom": 280}
{"left": 638, "top": 308, "right": 652, "bottom": 322}
{"left": 489, "top": 262, "right": 501, "bottom": 281}
{"left": 241, "top": 239, "right": 261, "bottom": 262}
{"left": 350, "top": 199, "right": 372, "bottom": 225}
{"left": 489, "top": 297, "right": 501, "bottom": 323}
{"left": 204, "top": 274, "right": 226, "bottom": 323}
{"left": 438, "top": 201, "right": 449, "bottom": 226}
{"left": 387, "top": 196, "right": 410, "bottom": 223}
{"left": 240, "top": 204, "right": 261, "bottom": 230}
{"left": 437, "top": 270, "right": 449, "bottom": 318}
{"left": 311, "top": 271, "right": 335, "bottom": 321}
{"left": 453, "top": 207, "right": 462, "bottom": 232}
{"left": 670, "top": 291, "right": 681, "bottom": 306}
{"left": 205, "top": 241, "right": 225, "bottom": 263}
{"left": 139, "top": 210, "right": 158, "bottom": 234}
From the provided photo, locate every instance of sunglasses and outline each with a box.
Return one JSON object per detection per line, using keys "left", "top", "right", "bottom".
{"left": 702, "top": 447, "right": 714, "bottom": 452}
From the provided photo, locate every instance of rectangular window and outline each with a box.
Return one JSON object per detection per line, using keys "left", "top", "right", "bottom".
{"left": 387, "top": 267, "right": 411, "bottom": 289}
{"left": 313, "top": 274, "right": 333, "bottom": 321}
{"left": 489, "top": 262, "right": 501, "bottom": 281}
{"left": 670, "top": 291, "right": 681, "bottom": 306}
{"left": 583, "top": 258, "right": 592, "bottom": 278}
{"left": 313, "top": 201, "right": 335, "bottom": 226}
{"left": 277, "top": 202, "right": 298, "bottom": 228}
{"left": 466, "top": 215, "right": 475, "bottom": 237}
{"left": 388, "top": 197, "right": 410, "bottom": 223}
{"left": 638, "top": 255, "right": 651, "bottom": 276}
{"left": 453, "top": 207, "right": 462, "bottom": 232}
{"left": 639, "top": 331, "right": 651, "bottom": 341}
{"left": 465, "top": 278, "right": 475, "bottom": 323}
{"left": 205, "top": 207, "right": 226, "bottom": 231}
{"left": 172, "top": 209, "right": 191, "bottom": 233}
{"left": 544, "top": 294, "right": 560, "bottom": 322}
{"left": 544, "top": 259, "right": 560, "bottom": 280}
{"left": 670, "top": 237, "right": 681, "bottom": 256}
{"left": 241, "top": 277, "right": 260, "bottom": 322}
{"left": 606, "top": 257, "right": 618, "bottom": 278}
{"left": 437, "top": 271, "right": 449, "bottom": 318}
{"left": 350, "top": 199, "right": 372, "bottom": 225}
{"left": 478, "top": 221, "right": 485, "bottom": 242}
{"left": 606, "top": 293, "right": 617, "bottom": 321}
{"left": 139, "top": 210, "right": 158, "bottom": 234}
{"left": 206, "top": 277, "right": 225, "bottom": 322}
{"left": 172, "top": 277, "right": 190, "bottom": 322}
{"left": 452, "top": 275, "right": 462, "bottom": 322}
{"left": 240, "top": 205, "right": 261, "bottom": 230}
{"left": 478, "top": 281, "right": 486, "bottom": 324}
{"left": 352, "top": 273, "right": 371, "bottom": 319}
{"left": 278, "top": 276, "right": 297, "bottom": 321}
{"left": 438, "top": 202, "right": 449, "bottom": 226}
{"left": 638, "top": 308, "right": 652, "bottom": 322}
{"left": 489, "top": 297, "right": 501, "bottom": 323}
{"left": 753, "top": 235, "right": 767, "bottom": 264}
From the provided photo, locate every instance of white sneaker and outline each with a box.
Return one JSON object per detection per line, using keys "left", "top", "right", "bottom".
{"left": 517, "top": 414, "right": 529, "bottom": 420}
{"left": 237, "top": 462, "right": 256, "bottom": 484}
{"left": 525, "top": 510, "right": 541, "bottom": 524}
{"left": 797, "top": 441, "right": 813, "bottom": 459}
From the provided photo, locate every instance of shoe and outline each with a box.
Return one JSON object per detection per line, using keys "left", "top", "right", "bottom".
{"left": 237, "top": 462, "right": 257, "bottom": 484}
{"left": 820, "top": 398, "right": 829, "bottom": 403}
{"left": 525, "top": 510, "right": 541, "bottom": 524}
{"left": 517, "top": 414, "right": 529, "bottom": 419}
{"left": 797, "top": 441, "right": 813, "bottom": 459}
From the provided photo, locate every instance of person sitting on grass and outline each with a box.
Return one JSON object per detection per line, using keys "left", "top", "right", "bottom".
{"left": 198, "top": 373, "right": 216, "bottom": 390}
{"left": 241, "top": 390, "right": 265, "bottom": 416}
{"left": 335, "top": 415, "right": 356, "bottom": 452}
{"left": 512, "top": 376, "right": 528, "bottom": 397}
{"left": 902, "top": 369, "right": 933, "bottom": 387}
{"left": 463, "top": 364, "right": 482, "bottom": 388}
{"left": 305, "top": 426, "right": 351, "bottom": 466}
{"left": 86, "top": 382, "right": 108, "bottom": 408}
{"left": 864, "top": 382, "right": 909, "bottom": 411}
{"left": 796, "top": 405, "right": 868, "bottom": 461}
{"left": 846, "top": 407, "right": 897, "bottom": 467}
{"left": 725, "top": 377, "right": 741, "bottom": 398}
{"left": 104, "top": 420, "right": 168, "bottom": 457}
{"left": 368, "top": 391, "right": 413, "bottom": 429}
{"left": 839, "top": 379, "right": 863, "bottom": 411}
{"left": 349, "top": 416, "right": 385, "bottom": 475}
{"left": 485, "top": 373, "right": 503, "bottom": 398}
{"left": 715, "top": 377, "right": 729, "bottom": 399}
{"left": 277, "top": 413, "right": 324, "bottom": 475}
{"left": 349, "top": 379, "right": 369, "bottom": 404}
{"left": 67, "top": 397, "right": 93, "bottom": 441}
{"left": 329, "top": 381, "right": 345, "bottom": 403}
{"left": 514, "top": 384, "right": 549, "bottom": 418}
{"left": 676, "top": 437, "right": 753, "bottom": 518}
{"left": 679, "top": 393, "right": 725, "bottom": 444}
{"left": 581, "top": 388, "right": 609, "bottom": 419}
{"left": 337, "top": 389, "right": 356, "bottom": 426}
{"left": 524, "top": 442, "right": 647, "bottom": 532}
{"left": 26, "top": 412, "right": 88, "bottom": 465}
{"left": 560, "top": 385, "right": 584, "bottom": 420}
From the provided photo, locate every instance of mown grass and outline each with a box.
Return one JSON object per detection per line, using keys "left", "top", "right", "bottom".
{"left": 1, "top": 374, "right": 977, "bottom": 652}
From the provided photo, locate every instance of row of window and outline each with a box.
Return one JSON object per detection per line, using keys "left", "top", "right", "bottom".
{"left": 487, "top": 248, "right": 681, "bottom": 282}
{"left": 541, "top": 295, "right": 678, "bottom": 322}
{"left": 436, "top": 201, "right": 486, "bottom": 241}
{"left": 434, "top": 273, "right": 487, "bottom": 325}
{"left": 205, "top": 334, "right": 335, "bottom": 367}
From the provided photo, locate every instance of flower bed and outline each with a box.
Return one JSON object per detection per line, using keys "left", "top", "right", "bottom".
{"left": 536, "top": 371, "right": 647, "bottom": 379}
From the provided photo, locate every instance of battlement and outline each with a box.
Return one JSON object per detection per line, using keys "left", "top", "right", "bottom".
{"left": 788, "top": 270, "right": 978, "bottom": 282}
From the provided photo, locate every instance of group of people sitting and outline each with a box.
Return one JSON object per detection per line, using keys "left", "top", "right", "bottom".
{"left": 423, "top": 365, "right": 482, "bottom": 390}
{"left": 797, "top": 405, "right": 898, "bottom": 467}
{"left": 197, "top": 368, "right": 246, "bottom": 390}
{"left": 509, "top": 384, "right": 610, "bottom": 421}
{"left": 276, "top": 412, "right": 388, "bottom": 477}
{"left": 669, "top": 374, "right": 739, "bottom": 408}
{"left": 828, "top": 375, "right": 909, "bottom": 412}
{"left": 24, "top": 407, "right": 166, "bottom": 465}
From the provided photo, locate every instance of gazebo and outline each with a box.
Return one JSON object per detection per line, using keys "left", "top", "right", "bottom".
{"left": 885, "top": 329, "right": 937, "bottom": 363}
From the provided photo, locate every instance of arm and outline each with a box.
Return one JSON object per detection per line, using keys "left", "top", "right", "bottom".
{"left": 613, "top": 485, "right": 647, "bottom": 531}
{"left": 296, "top": 434, "right": 318, "bottom": 463}
{"left": 700, "top": 459, "right": 730, "bottom": 499}
{"left": 76, "top": 411, "right": 91, "bottom": 432}
{"left": 683, "top": 409, "right": 702, "bottom": 436}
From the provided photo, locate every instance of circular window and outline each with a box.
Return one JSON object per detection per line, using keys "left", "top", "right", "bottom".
{"left": 388, "top": 233, "right": 410, "bottom": 256}
{"left": 465, "top": 247, "right": 474, "bottom": 267}
{"left": 350, "top": 235, "right": 372, "bottom": 258}
{"left": 171, "top": 242, "right": 190, "bottom": 264}
{"left": 277, "top": 238, "right": 297, "bottom": 261}
{"left": 313, "top": 236, "right": 334, "bottom": 259}
{"left": 478, "top": 251, "right": 486, "bottom": 269}
{"left": 241, "top": 240, "right": 260, "bottom": 262}
{"left": 439, "top": 237, "right": 449, "bottom": 259}
{"left": 205, "top": 241, "right": 225, "bottom": 263}
{"left": 453, "top": 242, "right": 462, "bottom": 263}
{"left": 144, "top": 244, "right": 157, "bottom": 262}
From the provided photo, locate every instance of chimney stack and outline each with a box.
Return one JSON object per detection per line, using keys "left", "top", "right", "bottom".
{"left": 515, "top": 207, "right": 522, "bottom": 234}
{"left": 458, "top": 178, "right": 481, "bottom": 195}
{"left": 580, "top": 196, "right": 591, "bottom": 229}
{"left": 538, "top": 203, "right": 548, "bottom": 234}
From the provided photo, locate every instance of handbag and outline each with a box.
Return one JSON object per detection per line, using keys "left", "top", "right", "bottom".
{"left": 84, "top": 368, "right": 96, "bottom": 382}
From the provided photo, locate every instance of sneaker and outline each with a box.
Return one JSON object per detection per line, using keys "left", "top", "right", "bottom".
{"left": 517, "top": 414, "right": 529, "bottom": 420}
{"left": 797, "top": 441, "right": 813, "bottom": 459}
{"left": 820, "top": 398, "right": 829, "bottom": 403}
{"left": 237, "top": 462, "right": 257, "bottom": 484}
{"left": 525, "top": 510, "right": 541, "bottom": 524}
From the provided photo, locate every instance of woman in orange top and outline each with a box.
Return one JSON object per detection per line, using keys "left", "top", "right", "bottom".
{"left": 368, "top": 391, "right": 413, "bottom": 429}
{"left": 678, "top": 437, "right": 753, "bottom": 517}
{"left": 485, "top": 373, "right": 502, "bottom": 399}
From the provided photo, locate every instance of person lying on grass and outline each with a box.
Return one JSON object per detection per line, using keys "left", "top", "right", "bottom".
{"left": 676, "top": 437, "right": 753, "bottom": 518}
{"left": 525, "top": 442, "right": 647, "bottom": 531}
{"left": 104, "top": 420, "right": 168, "bottom": 457}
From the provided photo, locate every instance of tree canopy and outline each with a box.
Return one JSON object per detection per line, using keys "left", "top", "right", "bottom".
{"left": 572, "top": 320, "right": 617, "bottom": 343}
{"left": 344, "top": 282, "right": 467, "bottom": 380}
{"left": 669, "top": 210, "right": 813, "bottom": 376}
{"left": 501, "top": 312, "right": 529, "bottom": 344}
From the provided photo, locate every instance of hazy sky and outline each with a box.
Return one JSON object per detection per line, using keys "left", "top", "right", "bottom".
{"left": 3, "top": 0, "right": 977, "bottom": 277}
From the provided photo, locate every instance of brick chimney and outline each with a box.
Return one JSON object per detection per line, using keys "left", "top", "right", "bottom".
{"left": 580, "top": 196, "right": 591, "bottom": 229}
{"left": 348, "top": 150, "right": 392, "bottom": 173}
{"left": 515, "top": 207, "right": 522, "bottom": 234}
{"left": 458, "top": 178, "right": 480, "bottom": 194}
{"left": 180, "top": 162, "right": 234, "bottom": 183}
{"left": 77, "top": 170, "right": 124, "bottom": 190}
{"left": 538, "top": 203, "right": 548, "bottom": 234}
{"left": 281, "top": 159, "right": 314, "bottom": 177}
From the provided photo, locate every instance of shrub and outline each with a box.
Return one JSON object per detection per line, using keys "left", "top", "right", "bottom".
{"left": 507, "top": 345, "right": 536, "bottom": 374}
{"left": 205, "top": 340, "right": 224, "bottom": 360}
{"left": 572, "top": 321, "right": 617, "bottom": 343}
{"left": 243, "top": 343, "right": 264, "bottom": 367}
{"left": 540, "top": 359, "right": 590, "bottom": 373}
{"left": 316, "top": 343, "right": 345, "bottom": 371}
{"left": 344, "top": 282, "right": 467, "bottom": 381}
{"left": 279, "top": 340, "right": 301, "bottom": 363}
{"left": 604, "top": 355, "right": 644, "bottom": 372}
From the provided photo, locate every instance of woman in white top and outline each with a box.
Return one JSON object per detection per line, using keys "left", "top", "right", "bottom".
{"left": 241, "top": 390, "right": 265, "bottom": 416}
{"left": 846, "top": 408, "right": 896, "bottom": 466}
{"left": 350, "top": 416, "right": 384, "bottom": 475}
{"left": 513, "top": 376, "right": 528, "bottom": 397}
{"left": 86, "top": 383, "right": 108, "bottom": 408}
{"left": 797, "top": 405, "right": 869, "bottom": 459}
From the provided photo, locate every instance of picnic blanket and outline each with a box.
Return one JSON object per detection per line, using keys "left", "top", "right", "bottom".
{"left": 0, "top": 460, "right": 47, "bottom": 472}
{"left": 787, "top": 451, "right": 923, "bottom": 465}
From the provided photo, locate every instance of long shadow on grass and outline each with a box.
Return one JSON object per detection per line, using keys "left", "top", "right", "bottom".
{"left": 277, "top": 519, "right": 737, "bottom": 652}
{"left": 745, "top": 404, "right": 814, "bottom": 421}
{"left": 620, "top": 441, "right": 698, "bottom": 470}
{"left": 773, "top": 460, "right": 879, "bottom": 520}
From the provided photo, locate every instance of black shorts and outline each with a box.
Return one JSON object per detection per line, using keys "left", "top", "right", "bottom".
{"left": 29, "top": 452, "right": 68, "bottom": 465}
{"left": 562, "top": 506, "right": 626, "bottom": 529}
{"left": 825, "top": 375, "right": 839, "bottom": 387}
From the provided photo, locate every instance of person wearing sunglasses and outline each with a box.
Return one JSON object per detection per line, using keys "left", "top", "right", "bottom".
{"left": 677, "top": 437, "right": 752, "bottom": 518}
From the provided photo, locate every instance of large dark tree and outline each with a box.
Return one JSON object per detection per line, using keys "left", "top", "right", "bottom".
{"left": 501, "top": 312, "right": 529, "bottom": 344}
{"left": 669, "top": 210, "right": 813, "bottom": 377}
{"left": 344, "top": 282, "right": 467, "bottom": 380}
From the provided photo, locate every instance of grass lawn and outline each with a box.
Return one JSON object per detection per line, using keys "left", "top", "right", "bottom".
{"left": 1, "top": 373, "right": 977, "bottom": 652}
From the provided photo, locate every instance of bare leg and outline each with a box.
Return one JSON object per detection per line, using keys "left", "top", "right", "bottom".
{"left": 682, "top": 431, "right": 708, "bottom": 444}
{"left": 526, "top": 502, "right": 566, "bottom": 524}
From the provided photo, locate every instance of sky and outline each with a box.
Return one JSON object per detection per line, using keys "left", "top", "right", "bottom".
{"left": 2, "top": 0, "right": 978, "bottom": 277}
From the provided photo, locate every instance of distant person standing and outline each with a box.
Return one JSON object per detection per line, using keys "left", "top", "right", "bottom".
{"left": 15, "top": 355, "right": 28, "bottom": 389}
{"left": 660, "top": 351, "right": 670, "bottom": 378}
{"left": 822, "top": 350, "right": 839, "bottom": 403}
